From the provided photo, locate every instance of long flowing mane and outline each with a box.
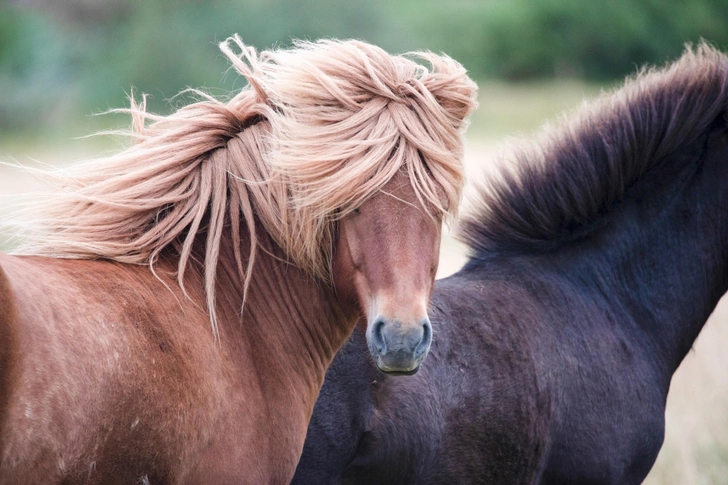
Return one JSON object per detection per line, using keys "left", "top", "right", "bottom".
{"left": 457, "top": 43, "right": 728, "bottom": 258}
{"left": 4, "top": 36, "right": 478, "bottom": 337}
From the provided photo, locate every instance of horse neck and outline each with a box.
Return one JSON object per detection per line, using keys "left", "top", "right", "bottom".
{"left": 204, "top": 228, "right": 358, "bottom": 409}
{"left": 559, "top": 128, "right": 728, "bottom": 373}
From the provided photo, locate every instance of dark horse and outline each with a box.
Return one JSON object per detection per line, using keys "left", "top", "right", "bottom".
{"left": 293, "top": 44, "right": 728, "bottom": 484}
{"left": 0, "top": 37, "right": 477, "bottom": 484}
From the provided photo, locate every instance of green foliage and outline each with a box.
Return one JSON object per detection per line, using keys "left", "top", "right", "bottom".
{"left": 1, "top": 0, "right": 728, "bottom": 134}
{"left": 470, "top": 0, "right": 728, "bottom": 80}
{"left": 400, "top": 0, "right": 728, "bottom": 80}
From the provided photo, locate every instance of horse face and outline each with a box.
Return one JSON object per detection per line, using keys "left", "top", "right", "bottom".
{"left": 333, "top": 170, "right": 441, "bottom": 375}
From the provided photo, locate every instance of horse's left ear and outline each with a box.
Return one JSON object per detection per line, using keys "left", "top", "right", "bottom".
{"left": 421, "top": 54, "right": 479, "bottom": 131}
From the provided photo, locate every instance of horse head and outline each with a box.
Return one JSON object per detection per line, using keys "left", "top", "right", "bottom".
{"left": 223, "top": 38, "right": 479, "bottom": 375}
{"left": 333, "top": 169, "right": 442, "bottom": 375}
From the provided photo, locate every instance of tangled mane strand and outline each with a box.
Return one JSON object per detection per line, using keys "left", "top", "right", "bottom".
{"left": 457, "top": 42, "right": 728, "bottom": 258}
{"left": 5, "top": 36, "right": 478, "bottom": 338}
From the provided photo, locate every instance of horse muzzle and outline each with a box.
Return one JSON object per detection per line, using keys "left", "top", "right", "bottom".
{"left": 366, "top": 316, "right": 432, "bottom": 375}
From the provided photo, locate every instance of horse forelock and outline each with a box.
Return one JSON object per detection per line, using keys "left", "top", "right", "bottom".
{"left": 4, "top": 36, "right": 477, "bottom": 337}
{"left": 457, "top": 42, "right": 728, "bottom": 258}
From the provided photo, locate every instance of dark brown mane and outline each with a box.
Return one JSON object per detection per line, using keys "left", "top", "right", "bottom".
{"left": 458, "top": 43, "right": 728, "bottom": 257}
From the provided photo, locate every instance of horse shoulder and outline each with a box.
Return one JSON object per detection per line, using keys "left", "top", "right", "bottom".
{"left": 0, "top": 255, "right": 194, "bottom": 480}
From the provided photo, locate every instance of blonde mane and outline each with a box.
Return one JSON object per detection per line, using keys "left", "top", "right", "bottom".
{"left": 6, "top": 36, "right": 478, "bottom": 337}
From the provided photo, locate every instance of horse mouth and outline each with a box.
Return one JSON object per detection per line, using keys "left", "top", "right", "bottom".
{"left": 377, "top": 365, "right": 420, "bottom": 376}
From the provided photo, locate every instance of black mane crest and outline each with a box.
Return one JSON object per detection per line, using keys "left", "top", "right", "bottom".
{"left": 458, "top": 43, "right": 728, "bottom": 257}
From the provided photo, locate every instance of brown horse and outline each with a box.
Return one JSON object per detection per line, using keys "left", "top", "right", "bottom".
{"left": 0, "top": 37, "right": 477, "bottom": 484}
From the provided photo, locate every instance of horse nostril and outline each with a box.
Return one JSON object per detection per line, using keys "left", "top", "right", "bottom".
{"left": 413, "top": 319, "right": 432, "bottom": 360}
{"left": 371, "top": 318, "right": 387, "bottom": 355}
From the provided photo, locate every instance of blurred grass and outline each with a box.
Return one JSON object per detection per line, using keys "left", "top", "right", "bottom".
{"left": 469, "top": 79, "right": 607, "bottom": 138}
{"left": 4, "top": 0, "right": 728, "bottom": 133}
{"left": 2, "top": 79, "right": 728, "bottom": 484}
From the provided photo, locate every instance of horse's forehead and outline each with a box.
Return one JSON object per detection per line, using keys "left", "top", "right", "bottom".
{"left": 386, "top": 173, "right": 445, "bottom": 212}
{"left": 367, "top": 181, "right": 419, "bottom": 208}
{"left": 378, "top": 171, "right": 422, "bottom": 198}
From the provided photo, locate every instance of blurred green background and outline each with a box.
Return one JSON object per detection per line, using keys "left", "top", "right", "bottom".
{"left": 2, "top": 2, "right": 728, "bottom": 483}
{"left": 3, "top": 0, "right": 728, "bottom": 138}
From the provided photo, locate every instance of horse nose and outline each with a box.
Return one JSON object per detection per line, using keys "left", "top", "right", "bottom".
{"left": 413, "top": 318, "right": 432, "bottom": 359}
{"left": 367, "top": 316, "right": 432, "bottom": 375}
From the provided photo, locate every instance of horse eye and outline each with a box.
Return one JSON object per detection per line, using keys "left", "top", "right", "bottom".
{"left": 352, "top": 208, "right": 361, "bottom": 214}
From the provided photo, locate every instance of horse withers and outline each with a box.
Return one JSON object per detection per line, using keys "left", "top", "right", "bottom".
{"left": 0, "top": 37, "right": 477, "bottom": 484}
{"left": 294, "top": 43, "right": 728, "bottom": 484}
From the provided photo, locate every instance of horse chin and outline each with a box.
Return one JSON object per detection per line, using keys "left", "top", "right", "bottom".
{"left": 372, "top": 355, "right": 423, "bottom": 376}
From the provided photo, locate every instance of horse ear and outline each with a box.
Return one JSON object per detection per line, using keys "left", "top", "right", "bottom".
{"left": 435, "top": 82, "right": 479, "bottom": 131}
{"left": 421, "top": 54, "right": 479, "bottom": 131}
